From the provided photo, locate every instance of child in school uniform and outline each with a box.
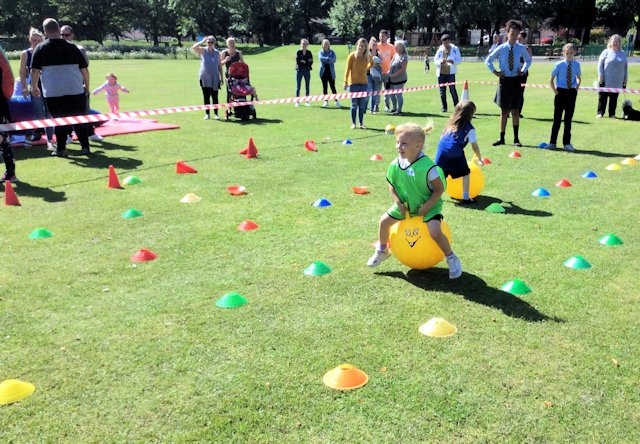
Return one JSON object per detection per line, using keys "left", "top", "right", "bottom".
{"left": 548, "top": 43, "right": 581, "bottom": 152}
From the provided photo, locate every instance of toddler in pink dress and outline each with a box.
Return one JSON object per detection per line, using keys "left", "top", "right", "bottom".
{"left": 92, "top": 72, "right": 130, "bottom": 113}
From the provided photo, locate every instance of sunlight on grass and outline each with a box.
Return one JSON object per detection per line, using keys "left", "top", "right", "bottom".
{"left": 2, "top": 48, "right": 639, "bottom": 441}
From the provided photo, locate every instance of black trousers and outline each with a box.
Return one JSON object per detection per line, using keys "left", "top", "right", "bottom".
{"left": 598, "top": 91, "right": 618, "bottom": 117}
{"left": 45, "top": 93, "right": 90, "bottom": 151}
{"left": 550, "top": 88, "right": 577, "bottom": 146}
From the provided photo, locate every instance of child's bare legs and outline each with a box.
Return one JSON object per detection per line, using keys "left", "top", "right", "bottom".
{"left": 367, "top": 213, "right": 396, "bottom": 267}
{"left": 427, "top": 218, "right": 462, "bottom": 279}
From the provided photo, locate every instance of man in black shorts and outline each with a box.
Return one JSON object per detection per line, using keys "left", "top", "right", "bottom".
{"left": 485, "top": 20, "right": 532, "bottom": 147}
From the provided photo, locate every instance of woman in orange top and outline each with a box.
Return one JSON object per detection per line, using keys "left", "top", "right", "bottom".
{"left": 344, "top": 38, "right": 371, "bottom": 129}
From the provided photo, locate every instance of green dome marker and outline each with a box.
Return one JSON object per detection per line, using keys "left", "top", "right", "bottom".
{"left": 500, "top": 279, "right": 531, "bottom": 295}
{"left": 123, "top": 175, "right": 141, "bottom": 185}
{"left": 564, "top": 255, "right": 592, "bottom": 269}
{"left": 304, "top": 261, "right": 332, "bottom": 276}
{"left": 216, "top": 292, "right": 248, "bottom": 308}
{"left": 599, "top": 234, "right": 623, "bottom": 246}
{"left": 485, "top": 203, "right": 505, "bottom": 213}
{"left": 29, "top": 228, "right": 53, "bottom": 239}
{"left": 122, "top": 208, "right": 143, "bottom": 219}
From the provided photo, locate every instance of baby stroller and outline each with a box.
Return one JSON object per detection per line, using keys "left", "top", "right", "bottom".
{"left": 225, "top": 62, "right": 258, "bottom": 121}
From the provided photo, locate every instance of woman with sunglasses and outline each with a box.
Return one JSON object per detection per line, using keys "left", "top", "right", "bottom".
{"left": 193, "top": 35, "right": 224, "bottom": 120}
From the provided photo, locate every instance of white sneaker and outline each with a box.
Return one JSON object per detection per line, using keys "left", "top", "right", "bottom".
{"left": 335, "top": 101, "right": 342, "bottom": 108}
{"left": 90, "top": 133, "right": 104, "bottom": 142}
{"left": 295, "top": 102, "right": 299, "bottom": 107}
{"left": 47, "top": 141, "right": 56, "bottom": 151}
{"left": 204, "top": 114, "right": 210, "bottom": 120}
{"left": 367, "top": 249, "right": 391, "bottom": 267}
{"left": 305, "top": 101, "right": 310, "bottom": 107}
{"left": 214, "top": 114, "right": 220, "bottom": 120}
{"left": 446, "top": 254, "right": 462, "bottom": 279}
{"left": 322, "top": 101, "right": 329, "bottom": 108}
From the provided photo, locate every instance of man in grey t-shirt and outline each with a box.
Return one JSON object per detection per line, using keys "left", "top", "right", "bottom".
{"left": 31, "top": 18, "right": 91, "bottom": 157}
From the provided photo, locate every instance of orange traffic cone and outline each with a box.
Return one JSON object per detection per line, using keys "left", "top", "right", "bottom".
{"left": 108, "top": 165, "right": 122, "bottom": 189}
{"left": 4, "top": 180, "right": 21, "bottom": 206}
{"left": 305, "top": 140, "right": 317, "bottom": 152}
{"left": 461, "top": 80, "right": 470, "bottom": 101}
{"left": 176, "top": 161, "right": 197, "bottom": 173}
{"left": 245, "top": 140, "right": 258, "bottom": 158}
{"left": 240, "top": 137, "right": 258, "bottom": 157}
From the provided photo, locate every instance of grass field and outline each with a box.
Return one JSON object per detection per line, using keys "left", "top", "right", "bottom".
{"left": 1, "top": 45, "right": 639, "bottom": 442}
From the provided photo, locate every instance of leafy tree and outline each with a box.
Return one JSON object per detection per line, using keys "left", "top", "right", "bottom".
{"left": 597, "top": 0, "right": 640, "bottom": 38}
{"left": 55, "top": 0, "right": 136, "bottom": 44}
{"left": 327, "top": 0, "right": 364, "bottom": 42}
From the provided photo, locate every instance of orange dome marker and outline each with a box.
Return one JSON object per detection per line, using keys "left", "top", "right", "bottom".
{"left": 323, "top": 364, "right": 369, "bottom": 390}
{"left": 351, "top": 186, "right": 369, "bottom": 194}
{"left": 131, "top": 249, "right": 158, "bottom": 262}
{"left": 237, "top": 220, "right": 259, "bottom": 231}
{"left": 226, "top": 185, "right": 247, "bottom": 195}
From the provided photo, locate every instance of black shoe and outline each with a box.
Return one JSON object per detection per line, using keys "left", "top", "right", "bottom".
{"left": 441, "top": 108, "right": 448, "bottom": 113}
{"left": 514, "top": 140, "right": 522, "bottom": 147}
{"left": 492, "top": 139, "right": 505, "bottom": 146}
{"left": 460, "top": 198, "right": 478, "bottom": 204}
{"left": 80, "top": 147, "right": 91, "bottom": 156}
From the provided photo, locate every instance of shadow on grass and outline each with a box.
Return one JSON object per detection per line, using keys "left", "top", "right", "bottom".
{"left": 4, "top": 181, "right": 67, "bottom": 202}
{"left": 68, "top": 149, "right": 144, "bottom": 171}
{"left": 224, "top": 117, "right": 283, "bottom": 125}
{"left": 449, "top": 195, "right": 553, "bottom": 217}
{"left": 376, "top": 269, "right": 563, "bottom": 322}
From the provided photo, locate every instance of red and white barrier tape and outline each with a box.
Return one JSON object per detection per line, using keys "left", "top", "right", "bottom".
{"left": 2, "top": 80, "right": 637, "bottom": 132}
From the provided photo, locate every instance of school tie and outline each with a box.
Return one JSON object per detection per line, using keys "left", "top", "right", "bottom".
{"left": 566, "top": 62, "right": 572, "bottom": 88}
{"left": 508, "top": 45, "right": 514, "bottom": 72}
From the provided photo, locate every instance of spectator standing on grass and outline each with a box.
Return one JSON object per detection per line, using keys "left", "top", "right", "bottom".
{"left": 597, "top": 34, "right": 627, "bottom": 119}
{"left": 192, "top": 36, "right": 223, "bottom": 120}
{"left": 434, "top": 34, "right": 461, "bottom": 113}
{"left": 0, "top": 45, "right": 18, "bottom": 182}
{"left": 294, "top": 38, "right": 313, "bottom": 107}
{"left": 19, "top": 27, "right": 55, "bottom": 150}
{"left": 485, "top": 19, "right": 531, "bottom": 148}
{"left": 221, "top": 37, "right": 244, "bottom": 77}
{"left": 367, "top": 37, "right": 383, "bottom": 114}
{"left": 378, "top": 30, "right": 396, "bottom": 112}
{"left": 318, "top": 39, "right": 342, "bottom": 109}
{"left": 387, "top": 40, "right": 409, "bottom": 115}
{"left": 517, "top": 31, "right": 533, "bottom": 118}
{"left": 31, "top": 18, "right": 91, "bottom": 157}
{"left": 548, "top": 43, "right": 581, "bottom": 152}
{"left": 60, "top": 25, "right": 103, "bottom": 143}
{"left": 344, "top": 37, "right": 371, "bottom": 129}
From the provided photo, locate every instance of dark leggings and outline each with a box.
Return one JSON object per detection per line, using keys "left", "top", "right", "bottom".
{"left": 202, "top": 87, "right": 219, "bottom": 116}
{"left": 321, "top": 70, "right": 337, "bottom": 95}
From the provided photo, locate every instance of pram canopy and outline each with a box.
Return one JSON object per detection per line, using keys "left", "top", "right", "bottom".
{"left": 228, "top": 62, "right": 250, "bottom": 80}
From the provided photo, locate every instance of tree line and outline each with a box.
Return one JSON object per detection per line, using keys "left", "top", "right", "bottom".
{"left": 1, "top": 0, "right": 637, "bottom": 47}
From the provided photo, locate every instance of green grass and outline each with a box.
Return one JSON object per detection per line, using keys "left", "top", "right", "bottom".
{"left": 2, "top": 47, "right": 639, "bottom": 442}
